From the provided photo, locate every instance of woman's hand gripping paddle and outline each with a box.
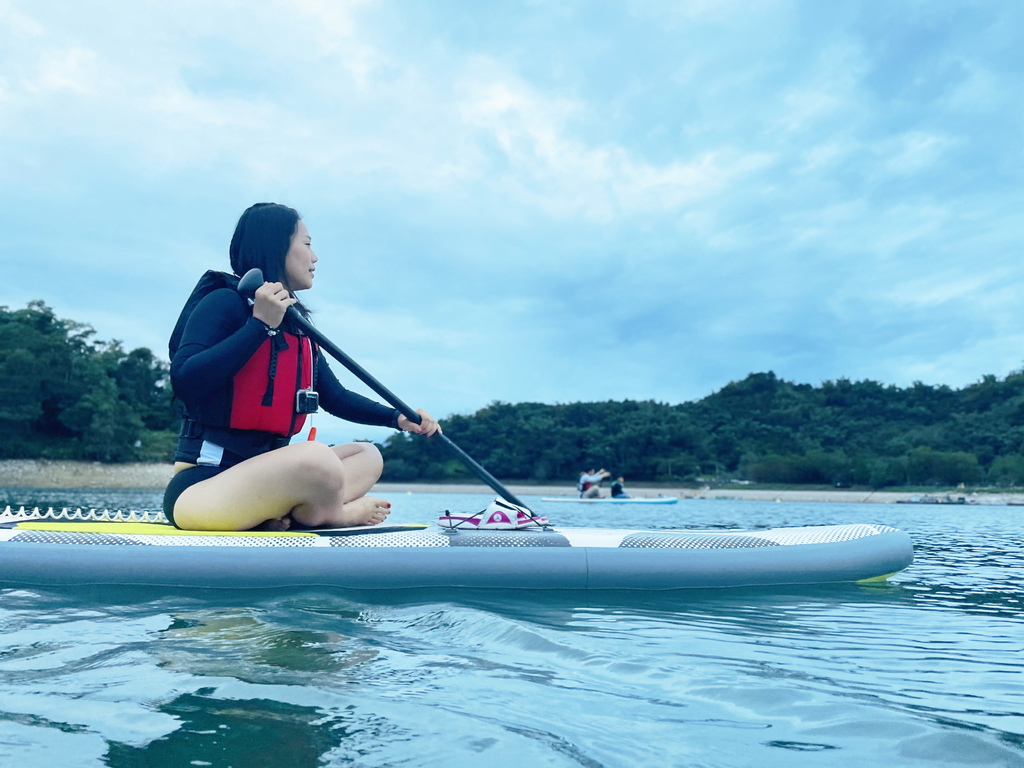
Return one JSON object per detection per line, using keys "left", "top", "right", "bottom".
{"left": 237, "top": 268, "right": 532, "bottom": 512}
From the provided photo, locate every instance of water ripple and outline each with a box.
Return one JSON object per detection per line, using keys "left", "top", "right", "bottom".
{"left": 1, "top": 492, "right": 1023, "bottom": 766}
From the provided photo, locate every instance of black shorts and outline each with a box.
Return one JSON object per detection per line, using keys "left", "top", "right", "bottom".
{"left": 163, "top": 466, "right": 225, "bottom": 528}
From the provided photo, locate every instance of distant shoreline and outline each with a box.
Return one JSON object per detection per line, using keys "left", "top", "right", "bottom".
{"left": 1, "top": 460, "right": 1023, "bottom": 505}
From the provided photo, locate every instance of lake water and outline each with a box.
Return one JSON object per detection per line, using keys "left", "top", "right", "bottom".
{"left": 0, "top": 488, "right": 1022, "bottom": 767}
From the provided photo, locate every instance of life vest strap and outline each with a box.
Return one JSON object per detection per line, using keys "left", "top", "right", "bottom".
{"left": 261, "top": 332, "right": 289, "bottom": 407}
{"left": 178, "top": 417, "right": 291, "bottom": 460}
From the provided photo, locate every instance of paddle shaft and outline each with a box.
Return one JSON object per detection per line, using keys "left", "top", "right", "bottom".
{"left": 284, "top": 307, "right": 530, "bottom": 510}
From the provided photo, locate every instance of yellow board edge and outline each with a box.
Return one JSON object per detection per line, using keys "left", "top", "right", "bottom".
{"left": 14, "top": 522, "right": 431, "bottom": 537}
{"left": 856, "top": 572, "right": 897, "bottom": 582}
{"left": 15, "top": 522, "right": 319, "bottom": 537}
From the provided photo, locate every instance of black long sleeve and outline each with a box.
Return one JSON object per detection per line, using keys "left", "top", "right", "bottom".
{"left": 171, "top": 289, "right": 266, "bottom": 404}
{"left": 316, "top": 352, "right": 400, "bottom": 428}
{"left": 171, "top": 287, "right": 399, "bottom": 429}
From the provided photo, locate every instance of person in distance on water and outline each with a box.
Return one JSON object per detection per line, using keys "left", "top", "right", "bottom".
{"left": 610, "top": 476, "right": 629, "bottom": 499}
{"left": 578, "top": 468, "right": 611, "bottom": 498}
{"left": 163, "top": 202, "right": 439, "bottom": 531}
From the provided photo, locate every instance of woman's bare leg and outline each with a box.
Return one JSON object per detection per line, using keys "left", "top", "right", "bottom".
{"left": 283, "top": 441, "right": 391, "bottom": 528}
{"left": 173, "top": 441, "right": 389, "bottom": 531}
{"left": 289, "top": 442, "right": 390, "bottom": 527}
{"left": 331, "top": 442, "right": 384, "bottom": 502}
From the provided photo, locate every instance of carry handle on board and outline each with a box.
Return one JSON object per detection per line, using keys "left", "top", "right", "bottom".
{"left": 237, "top": 268, "right": 531, "bottom": 511}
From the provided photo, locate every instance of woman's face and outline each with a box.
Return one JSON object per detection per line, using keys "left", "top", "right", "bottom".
{"left": 283, "top": 220, "right": 317, "bottom": 292}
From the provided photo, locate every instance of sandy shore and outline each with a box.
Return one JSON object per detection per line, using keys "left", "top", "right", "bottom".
{"left": 3, "top": 459, "right": 1023, "bottom": 505}
{"left": 0, "top": 460, "right": 175, "bottom": 489}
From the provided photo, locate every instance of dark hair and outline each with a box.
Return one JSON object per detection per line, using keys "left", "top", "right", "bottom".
{"left": 229, "top": 203, "right": 301, "bottom": 283}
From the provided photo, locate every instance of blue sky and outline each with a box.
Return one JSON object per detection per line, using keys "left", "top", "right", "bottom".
{"left": 2, "top": 0, "right": 1022, "bottom": 445}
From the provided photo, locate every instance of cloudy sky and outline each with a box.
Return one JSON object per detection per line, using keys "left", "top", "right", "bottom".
{"left": 2, "top": 0, "right": 1022, "bottom": 445}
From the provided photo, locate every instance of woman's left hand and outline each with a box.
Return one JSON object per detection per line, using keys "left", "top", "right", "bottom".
{"left": 398, "top": 409, "right": 441, "bottom": 436}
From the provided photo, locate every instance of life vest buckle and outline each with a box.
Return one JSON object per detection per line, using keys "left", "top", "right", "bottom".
{"left": 178, "top": 418, "right": 204, "bottom": 439}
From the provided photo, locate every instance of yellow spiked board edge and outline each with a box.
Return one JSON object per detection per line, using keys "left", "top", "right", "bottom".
{"left": 10, "top": 522, "right": 430, "bottom": 537}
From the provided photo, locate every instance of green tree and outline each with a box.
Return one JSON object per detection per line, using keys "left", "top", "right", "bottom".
{"left": 60, "top": 377, "right": 146, "bottom": 461}
{"left": 904, "top": 447, "right": 983, "bottom": 486}
{"left": 990, "top": 454, "right": 1024, "bottom": 486}
{"left": 0, "top": 301, "right": 177, "bottom": 462}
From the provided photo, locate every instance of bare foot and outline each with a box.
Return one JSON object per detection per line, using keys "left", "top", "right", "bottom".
{"left": 253, "top": 515, "right": 292, "bottom": 532}
{"left": 336, "top": 496, "right": 391, "bottom": 527}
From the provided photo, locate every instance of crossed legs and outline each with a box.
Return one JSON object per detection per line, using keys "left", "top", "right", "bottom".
{"left": 172, "top": 441, "right": 391, "bottom": 531}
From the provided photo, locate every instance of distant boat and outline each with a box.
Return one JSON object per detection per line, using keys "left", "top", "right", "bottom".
{"left": 541, "top": 496, "right": 678, "bottom": 505}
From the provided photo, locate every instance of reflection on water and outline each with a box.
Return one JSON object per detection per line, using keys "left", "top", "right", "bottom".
{"left": 157, "top": 608, "right": 380, "bottom": 680}
{"left": 105, "top": 692, "right": 357, "bottom": 768}
{"left": 0, "top": 490, "right": 1023, "bottom": 766}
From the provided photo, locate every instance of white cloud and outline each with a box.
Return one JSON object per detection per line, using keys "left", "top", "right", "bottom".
{"left": 31, "top": 46, "right": 100, "bottom": 94}
{"left": 1, "top": 0, "right": 777, "bottom": 231}
{"left": 880, "top": 131, "right": 955, "bottom": 176}
{"left": 0, "top": 2, "right": 45, "bottom": 37}
{"left": 777, "top": 44, "right": 867, "bottom": 135}
{"left": 793, "top": 140, "right": 859, "bottom": 175}
{"left": 457, "top": 66, "right": 773, "bottom": 221}
{"left": 884, "top": 270, "right": 1009, "bottom": 310}
{"left": 287, "top": 0, "right": 385, "bottom": 88}
{"left": 942, "top": 60, "right": 1001, "bottom": 113}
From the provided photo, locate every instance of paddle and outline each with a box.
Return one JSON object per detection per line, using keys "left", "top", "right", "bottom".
{"left": 237, "top": 268, "right": 531, "bottom": 511}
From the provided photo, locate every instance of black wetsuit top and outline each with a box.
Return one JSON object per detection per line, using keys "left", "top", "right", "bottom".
{"left": 171, "top": 288, "right": 400, "bottom": 460}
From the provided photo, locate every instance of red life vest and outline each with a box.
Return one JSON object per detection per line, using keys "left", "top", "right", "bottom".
{"left": 171, "top": 270, "right": 319, "bottom": 442}
{"left": 229, "top": 330, "right": 316, "bottom": 437}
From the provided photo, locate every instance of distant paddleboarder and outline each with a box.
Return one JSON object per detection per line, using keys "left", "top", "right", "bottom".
{"left": 577, "top": 468, "right": 611, "bottom": 498}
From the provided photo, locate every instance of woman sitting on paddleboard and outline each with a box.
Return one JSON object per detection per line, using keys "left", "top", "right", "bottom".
{"left": 163, "top": 202, "right": 439, "bottom": 531}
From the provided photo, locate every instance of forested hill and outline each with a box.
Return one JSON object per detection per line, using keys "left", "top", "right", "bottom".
{"left": 0, "top": 301, "right": 177, "bottom": 462}
{"left": 4, "top": 300, "right": 1024, "bottom": 488}
{"left": 379, "top": 371, "right": 1024, "bottom": 488}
